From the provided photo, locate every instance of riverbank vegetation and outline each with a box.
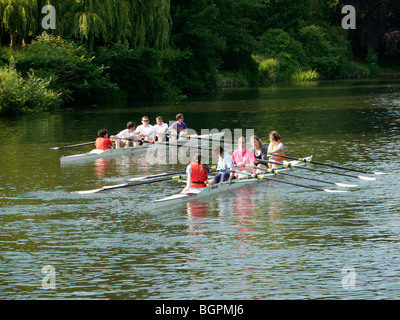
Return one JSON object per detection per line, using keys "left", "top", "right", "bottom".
{"left": 0, "top": 0, "right": 399, "bottom": 115}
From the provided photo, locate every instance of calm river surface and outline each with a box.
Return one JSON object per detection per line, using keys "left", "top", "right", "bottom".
{"left": 1, "top": 78, "right": 400, "bottom": 299}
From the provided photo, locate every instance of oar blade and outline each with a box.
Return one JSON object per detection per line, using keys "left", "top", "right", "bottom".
{"left": 75, "top": 187, "right": 104, "bottom": 194}
{"left": 358, "top": 175, "right": 378, "bottom": 181}
{"left": 335, "top": 182, "right": 358, "bottom": 188}
{"left": 323, "top": 189, "right": 348, "bottom": 193}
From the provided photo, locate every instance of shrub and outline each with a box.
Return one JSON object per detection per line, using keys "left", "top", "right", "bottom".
{"left": 257, "top": 29, "right": 309, "bottom": 81}
{"left": 298, "top": 25, "right": 353, "bottom": 78}
{"left": 0, "top": 58, "right": 61, "bottom": 115}
{"left": 366, "top": 47, "right": 380, "bottom": 75}
{"left": 15, "top": 32, "right": 118, "bottom": 106}
{"left": 95, "top": 44, "right": 186, "bottom": 101}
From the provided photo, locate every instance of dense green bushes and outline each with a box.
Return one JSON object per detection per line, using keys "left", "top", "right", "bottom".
{"left": 95, "top": 44, "right": 186, "bottom": 101}
{"left": 15, "top": 33, "right": 118, "bottom": 106}
{"left": 0, "top": 58, "right": 61, "bottom": 115}
{"left": 254, "top": 25, "right": 357, "bottom": 84}
{"left": 1, "top": 1, "right": 393, "bottom": 115}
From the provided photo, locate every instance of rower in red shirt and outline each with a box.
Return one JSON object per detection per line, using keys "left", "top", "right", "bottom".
{"left": 183, "top": 153, "right": 209, "bottom": 192}
{"left": 95, "top": 129, "right": 113, "bottom": 151}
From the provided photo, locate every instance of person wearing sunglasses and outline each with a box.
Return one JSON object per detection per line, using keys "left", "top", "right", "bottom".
{"left": 134, "top": 116, "right": 155, "bottom": 145}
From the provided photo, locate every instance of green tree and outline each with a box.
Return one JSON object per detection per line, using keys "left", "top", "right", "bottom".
{"left": 0, "top": 0, "right": 39, "bottom": 48}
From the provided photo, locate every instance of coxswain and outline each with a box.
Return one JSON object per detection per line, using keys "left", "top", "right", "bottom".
{"left": 95, "top": 129, "right": 113, "bottom": 151}
{"left": 183, "top": 153, "right": 209, "bottom": 192}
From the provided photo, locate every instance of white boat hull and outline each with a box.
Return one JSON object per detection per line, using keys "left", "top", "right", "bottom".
{"left": 60, "top": 132, "right": 224, "bottom": 163}
{"left": 153, "top": 156, "right": 313, "bottom": 209}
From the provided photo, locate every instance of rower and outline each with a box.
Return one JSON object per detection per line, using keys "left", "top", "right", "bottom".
{"left": 169, "top": 113, "right": 187, "bottom": 140}
{"left": 135, "top": 116, "right": 155, "bottom": 146}
{"left": 232, "top": 137, "right": 257, "bottom": 178}
{"left": 110, "top": 121, "right": 136, "bottom": 148}
{"left": 153, "top": 116, "right": 169, "bottom": 142}
{"left": 208, "top": 145, "right": 235, "bottom": 185}
{"left": 95, "top": 129, "right": 113, "bottom": 151}
{"left": 267, "top": 131, "right": 285, "bottom": 168}
{"left": 250, "top": 135, "right": 268, "bottom": 173}
{"left": 183, "top": 153, "right": 209, "bottom": 192}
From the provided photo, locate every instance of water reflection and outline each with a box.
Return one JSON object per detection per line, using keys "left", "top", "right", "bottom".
{"left": 94, "top": 158, "right": 110, "bottom": 178}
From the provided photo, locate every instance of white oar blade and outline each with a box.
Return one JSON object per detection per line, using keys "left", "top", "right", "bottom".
{"left": 75, "top": 188, "right": 104, "bottom": 194}
{"left": 102, "top": 183, "right": 128, "bottom": 190}
{"left": 358, "top": 175, "right": 378, "bottom": 181}
{"left": 335, "top": 182, "right": 358, "bottom": 188}
{"left": 127, "top": 176, "right": 148, "bottom": 182}
{"left": 373, "top": 172, "right": 390, "bottom": 175}
{"left": 323, "top": 189, "right": 348, "bottom": 193}
{"left": 75, "top": 183, "right": 127, "bottom": 194}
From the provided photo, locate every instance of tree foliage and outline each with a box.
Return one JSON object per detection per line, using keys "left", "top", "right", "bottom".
{"left": 1, "top": 0, "right": 400, "bottom": 114}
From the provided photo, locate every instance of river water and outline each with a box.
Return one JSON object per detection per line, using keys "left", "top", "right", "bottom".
{"left": 1, "top": 78, "right": 399, "bottom": 300}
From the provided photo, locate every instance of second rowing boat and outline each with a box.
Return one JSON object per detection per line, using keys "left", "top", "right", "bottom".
{"left": 153, "top": 155, "right": 315, "bottom": 209}
{"left": 60, "top": 132, "right": 224, "bottom": 163}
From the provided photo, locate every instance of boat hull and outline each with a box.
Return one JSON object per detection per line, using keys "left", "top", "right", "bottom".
{"left": 60, "top": 132, "right": 225, "bottom": 163}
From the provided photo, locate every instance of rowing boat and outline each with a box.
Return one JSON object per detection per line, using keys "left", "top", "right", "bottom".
{"left": 60, "top": 132, "right": 224, "bottom": 163}
{"left": 153, "top": 155, "right": 313, "bottom": 209}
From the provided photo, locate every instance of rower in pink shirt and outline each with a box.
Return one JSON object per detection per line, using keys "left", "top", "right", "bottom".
{"left": 232, "top": 137, "right": 257, "bottom": 178}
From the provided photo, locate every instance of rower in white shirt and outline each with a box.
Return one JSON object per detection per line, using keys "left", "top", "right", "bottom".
{"left": 110, "top": 121, "right": 136, "bottom": 148}
{"left": 208, "top": 145, "right": 235, "bottom": 185}
{"left": 134, "top": 116, "right": 155, "bottom": 146}
{"left": 153, "top": 116, "right": 169, "bottom": 142}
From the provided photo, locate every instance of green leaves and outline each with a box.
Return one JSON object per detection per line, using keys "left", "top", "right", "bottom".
{"left": 0, "top": 57, "right": 61, "bottom": 115}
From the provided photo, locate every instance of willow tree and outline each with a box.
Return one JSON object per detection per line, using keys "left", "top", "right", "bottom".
{"left": 45, "top": 0, "right": 171, "bottom": 49}
{"left": 0, "top": 0, "right": 171, "bottom": 49}
{"left": 0, "top": 0, "right": 39, "bottom": 48}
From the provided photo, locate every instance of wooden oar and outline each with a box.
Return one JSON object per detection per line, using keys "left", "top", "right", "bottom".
{"left": 75, "top": 174, "right": 187, "bottom": 194}
{"left": 244, "top": 164, "right": 358, "bottom": 188}
{"left": 50, "top": 141, "right": 95, "bottom": 150}
{"left": 258, "top": 160, "right": 378, "bottom": 181}
{"left": 228, "top": 169, "right": 347, "bottom": 193}
{"left": 270, "top": 153, "right": 388, "bottom": 175}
